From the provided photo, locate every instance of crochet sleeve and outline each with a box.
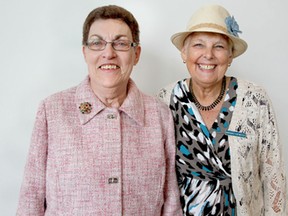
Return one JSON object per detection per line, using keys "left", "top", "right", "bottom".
{"left": 156, "top": 81, "right": 178, "bottom": 106}
{"left": 258, "top": 90, "right": 287, "bottom": 215}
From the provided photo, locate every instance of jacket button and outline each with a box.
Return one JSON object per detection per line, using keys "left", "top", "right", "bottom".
{"left": 107, "top": 114, "right": 116, "bottom": 119}
{"left": 108, "top": 177, "right": 118, "bottom": 184}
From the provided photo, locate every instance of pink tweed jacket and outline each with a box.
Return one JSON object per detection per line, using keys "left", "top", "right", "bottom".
{"left": 17, "top": 77, "right": 182, "bottom": 216}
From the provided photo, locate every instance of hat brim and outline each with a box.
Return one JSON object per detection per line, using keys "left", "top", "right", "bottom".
{"left": 171, "top": 29, "right": 248, "bottom": 58}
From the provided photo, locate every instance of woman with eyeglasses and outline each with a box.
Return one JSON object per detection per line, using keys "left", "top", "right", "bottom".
{"left": 16, "top": 5, "right": 182, "bottom": 215}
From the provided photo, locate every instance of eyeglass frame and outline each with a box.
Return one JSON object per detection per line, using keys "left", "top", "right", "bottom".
{"left": 85, "top": 38, "right": 139, "bottom": 51}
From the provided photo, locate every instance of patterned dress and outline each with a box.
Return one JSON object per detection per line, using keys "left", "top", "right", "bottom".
{"left": 170, "top": 77, "right": 238, "bottom": 216}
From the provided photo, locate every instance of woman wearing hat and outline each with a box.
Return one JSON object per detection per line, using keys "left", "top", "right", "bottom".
{"left": 158, "top": 4, "right": 287, "bottom": 216}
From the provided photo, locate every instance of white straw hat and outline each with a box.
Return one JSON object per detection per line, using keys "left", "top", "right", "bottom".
{"left": 171, "top": 4, "right": 248, "bottom": 58}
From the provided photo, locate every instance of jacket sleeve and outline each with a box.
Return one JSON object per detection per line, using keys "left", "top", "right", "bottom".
{"left": 16, "top": 101, "right": 48, "bottom": 216}
{"left": 258, "top": 91, "right": 287, "bottom": 215}
{"left": 159, "top": 102, "right": 182, "bottom": 216}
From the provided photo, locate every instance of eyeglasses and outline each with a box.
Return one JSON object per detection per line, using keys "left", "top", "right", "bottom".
{"left": 85, "top": 39, "right": 138, "bottom": 51}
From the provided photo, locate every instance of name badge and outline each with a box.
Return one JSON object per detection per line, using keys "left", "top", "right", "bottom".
{"left": 225, "top": 130, "right": 247, "bottom": 138}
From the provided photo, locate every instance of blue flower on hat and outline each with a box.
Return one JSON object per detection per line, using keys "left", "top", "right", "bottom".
{"left": 225, "top": 16, "right": 242, "bottom": 37}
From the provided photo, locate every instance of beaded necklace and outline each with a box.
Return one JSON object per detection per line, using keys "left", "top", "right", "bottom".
{"left": 189, "top": 77, "right": 226, "bottom": 111}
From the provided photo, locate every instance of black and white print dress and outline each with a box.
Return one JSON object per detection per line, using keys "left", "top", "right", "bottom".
{"left": 170, "top": 77, "right": 238, "bottom": 216}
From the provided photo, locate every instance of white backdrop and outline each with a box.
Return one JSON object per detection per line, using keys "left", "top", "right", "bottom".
{"left": 1, "top": 0, "right": 287, "bottom": 215}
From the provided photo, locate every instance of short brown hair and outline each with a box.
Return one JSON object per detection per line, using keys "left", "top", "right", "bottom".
{"left": 82, "top": 5, "right": 140, "bottom": 45}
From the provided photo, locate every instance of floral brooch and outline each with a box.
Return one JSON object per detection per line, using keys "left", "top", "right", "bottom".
{"left": 225, "top": 16, "right": 242, "bottom": 37}
{"left": 79, "top": 102, "right": 92, "bottom": 114}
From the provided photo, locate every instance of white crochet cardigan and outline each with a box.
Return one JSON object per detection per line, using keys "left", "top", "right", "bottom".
{"left": 157, "top": 78, "right": 287, "bottom": 215}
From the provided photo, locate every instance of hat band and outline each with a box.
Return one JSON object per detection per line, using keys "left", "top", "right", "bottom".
{"left": 189, "top": 23, "right": 228, "bottom": 34}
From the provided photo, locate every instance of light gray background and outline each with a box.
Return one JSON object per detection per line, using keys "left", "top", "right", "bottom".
{"left": 1, "top": 0, "right": 287, "bottom": 215}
